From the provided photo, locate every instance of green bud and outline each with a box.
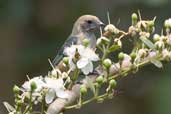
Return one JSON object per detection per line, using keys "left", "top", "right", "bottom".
{"left": 80, "top": 85, "right": 87, "bottom": 95}
{"left": 147, "top": 21, "right": 155, "bottom": 32}
{"left": 131, "top": 13, "right": 138, "bottom": 25}
{"left": 83, "top": 38, "right": 89, "bottom": 47}
{"left": 118, "top": 52, "right": 124, "bottom": 61}
{"left": 130, "top": 52, "right": 136, "bottom": 61}
{"left": 109, "top": 79, "right": 117, "bottom": 88}
{"left": 96, "top": 75, "right": 104, "bottom": 85}
{"left": 13, "top": 85, "right": 20, "bottom": 94}
{"left": 30, "top": 81, "right": 37, "bottom": 91}
{"left": 103, "top": 58, "right": 112, "bottom": 69}
{"left": 148, "top": 21, "right": 154, "bottom": 28}
{"left": 63, "top": 57, "right": 69, "bottom": 65}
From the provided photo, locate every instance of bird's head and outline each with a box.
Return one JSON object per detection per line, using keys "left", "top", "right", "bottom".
{"left": 72, "top": 15, "right": 104, "bottom": 35}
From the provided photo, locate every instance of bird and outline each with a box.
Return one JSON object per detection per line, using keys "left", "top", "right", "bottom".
{"left": 52, "top": 15, "right": 104, "bottom": 65}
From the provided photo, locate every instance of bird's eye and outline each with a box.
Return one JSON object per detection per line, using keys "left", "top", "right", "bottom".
{"left": 87, "top": 20, "right": 92, "bottom": 24}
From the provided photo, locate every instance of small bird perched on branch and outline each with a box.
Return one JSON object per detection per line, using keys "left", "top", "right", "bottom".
{"left": 53, "top": 15, "right": 104, "bottom": 65}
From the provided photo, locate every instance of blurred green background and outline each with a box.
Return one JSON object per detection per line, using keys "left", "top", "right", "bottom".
{"left": 1, "top": 0, "right": 171, "bottom": 114}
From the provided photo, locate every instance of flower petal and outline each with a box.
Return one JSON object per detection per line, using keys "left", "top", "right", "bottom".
{"left": 64, "top": 46, "right": 76, "bottom": 57}
{"left": 81, "top": 62, "right": 93, "bottom": 75}
{"left": 84, "top": 48, "right": 99, "bottom": 61}
{"left": 77, "top": 58, "right": 89, "bottom": 68}
{"left": 22, "top": 76, "right": 45, "bottom": 92}
{"left": 56, "top": 89, "right": 69, "bottom": 99}
{"left": 45, "top": 89, "right": 56, "bottom": 104}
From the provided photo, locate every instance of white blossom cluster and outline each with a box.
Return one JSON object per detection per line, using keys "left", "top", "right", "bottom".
{"left": 64, "top": 45, "right": 99, "bottom": 75}
{"left": 22, "top": 75, "right": 69, "bottom": 104}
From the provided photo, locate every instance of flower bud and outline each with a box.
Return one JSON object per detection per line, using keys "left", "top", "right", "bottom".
{"left": 51, "top": 69, "right": 57, "bottom": 76}
{"left": 63, "top": 57, "right": 69, "bottom": 65}
{"left": 148, "top": 51, "right": 157, "bottom": 59}
{"left": 104, "top": 24, "right": 119, "bottom": 34}
{"left": 114, "top": 39, "right": 122, "bottom": 47}
{"left": 130, "top": 52, "right": 136, "bottom": 61}
{"left": 104, "top": 24, "right": 115, "bottom": 32}
{"left": 147, "top": 21, "right": 154, "bottom": 28}
{"left": 118, "top": 52, "right": 124, "bottom": 61}
{"left": 131, "top": 13, "right": 138, "bottom": 25}
{"left": 153, "top": 34, "right": 160, "bottom": 42}
{"left": 164, "top": 19, "right": 171, "bottom": 28}
{"left": 162, "top": 49, "right": 171, "bottom": 60}
{"left": 96, "top": 75, "right": 104, "bottom": 85}
{"left": 83, "top": 38, "right": 89, "bottom": 47}
{"left": 101, "top": 36, "right": 110, "bottom": 44}
{"left": 13, "top": 85, "right": 20, "bottom": 94}
{"left": 138, "top": 49, "right": 147, "bottom": 58}
{"left": 30, "top": 81, "right": 37, "bottom": 91}
{"left": 110, "top": 63, "right": 120, "bottom": 74}
{"left": 80, "top": 85, "right": 87, "bottom": 95}
{"left": 109, "top": 79, "right": 117, "bottom": 88}
{"left": 103, "top": 58, "right": 112, "bottom": 69}
{"left": 160, "top": 36, "right": 167, "bottom": 42}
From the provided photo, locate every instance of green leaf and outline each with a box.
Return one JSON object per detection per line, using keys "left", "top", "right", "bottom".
{"left": 108, "top": 45, "right": 120, "bottom": 52}
{"left": 86, "top": 76, "right": 95, "bottom": 95}
{"left": 140, "top": 37, "right": 156, "bottom": 50}
{"left": 150, "top": 59, "right": 163, "bottom": 68}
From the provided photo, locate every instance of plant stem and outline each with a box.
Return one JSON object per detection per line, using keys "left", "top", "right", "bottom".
{"left": 64, "top": 93, "right": 108, "bottom": 110}
{"left": 23, "top": 91, "right": 33, "bottom": 114}
{"left": 41, "top": 95, "right": 46, "bottom": 114}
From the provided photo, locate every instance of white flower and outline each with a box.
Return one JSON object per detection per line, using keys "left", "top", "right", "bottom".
{"left": 64, "top": 45, "right": 84, "bottom": 70}
{"left": 22, "top": 76, "right": 45, "bottom": 92}
{"left": 64, "top": 45, "right": 99, "bottom": 75}
{"left": 44, "top": 77, "right": 69, "bottom": 104}
{"left": 77, "top": 48, "right": 99, "bottom": 75}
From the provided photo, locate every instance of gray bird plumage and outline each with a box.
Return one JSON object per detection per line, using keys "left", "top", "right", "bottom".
{"left": 53, "top": 15, "right": 104, "bottom": 65}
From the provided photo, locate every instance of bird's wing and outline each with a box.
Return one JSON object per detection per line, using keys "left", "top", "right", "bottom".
{"left": 52, "top": 36, "right": 78, "bottom": 65}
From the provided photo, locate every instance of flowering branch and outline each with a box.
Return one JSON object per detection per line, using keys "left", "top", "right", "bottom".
{"left": 4, "top": 12, "right": 171, "bottom": 114}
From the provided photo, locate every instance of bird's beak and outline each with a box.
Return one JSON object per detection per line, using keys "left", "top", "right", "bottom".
{"left": 99, "top": 21, "right": 105, "bottom": 27}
